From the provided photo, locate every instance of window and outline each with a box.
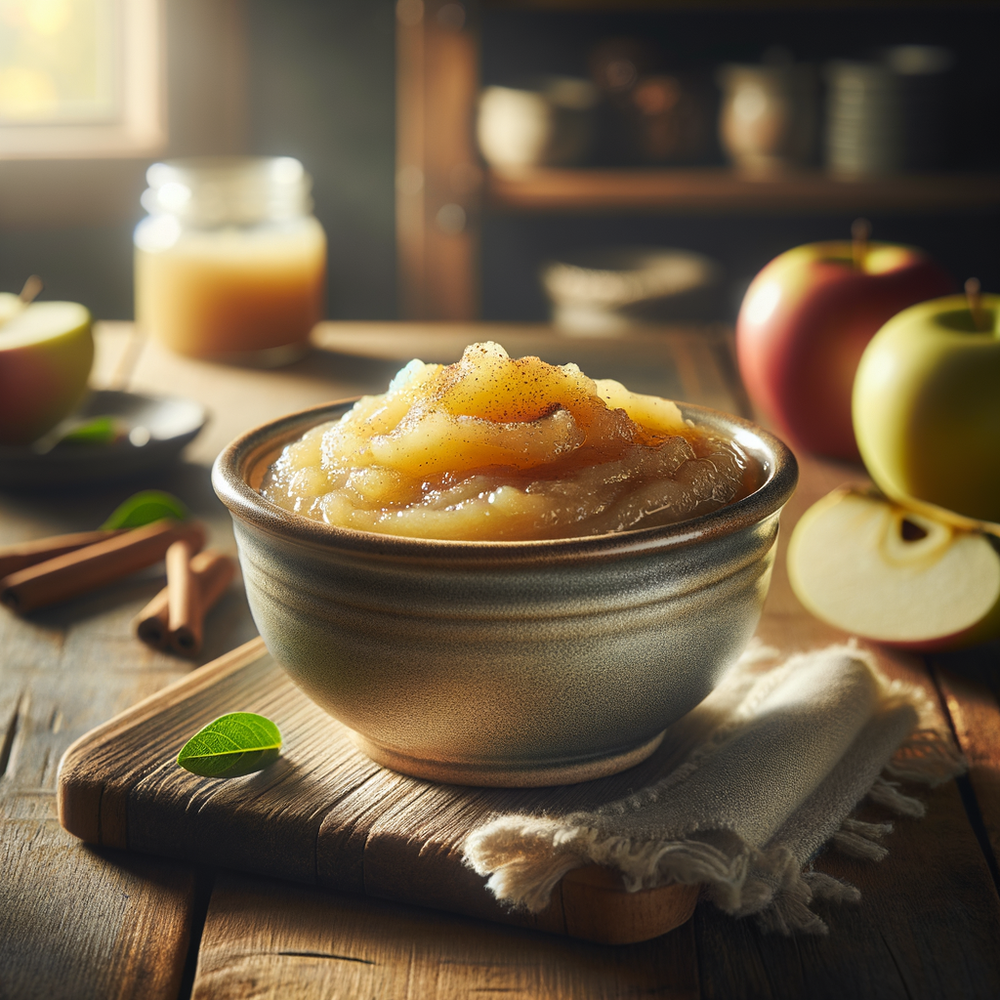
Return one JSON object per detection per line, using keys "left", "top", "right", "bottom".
{"left": 0, "top": 0, "right": 164, "bottom": 158}
{"left": 0, "top": 0, "right": 245, "bottom": 229}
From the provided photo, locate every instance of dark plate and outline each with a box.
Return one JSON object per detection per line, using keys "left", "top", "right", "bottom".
{"left": 0, "top": 390, "right": 208, "bottom": 489}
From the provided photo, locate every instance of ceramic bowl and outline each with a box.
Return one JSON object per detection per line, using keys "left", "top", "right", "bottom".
{"left": 476, "top": 77, "right": 599, "bottom": 170}
{"left": 213, "top": 401, "right": 797, "bottom": 787}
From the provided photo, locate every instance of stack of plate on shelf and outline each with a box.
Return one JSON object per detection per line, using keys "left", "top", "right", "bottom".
{"left": 825, "top": 46, "right": 952, "bottom": 177}
{"left": 825, "top": 60, "right": 902, "bottom": 177}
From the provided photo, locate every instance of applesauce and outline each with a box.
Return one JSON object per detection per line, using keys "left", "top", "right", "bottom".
{"left": 261, "top": 342, "right": 753, "bottom": 540}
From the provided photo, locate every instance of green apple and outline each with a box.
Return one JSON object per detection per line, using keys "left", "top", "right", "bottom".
{"left": 788, "top": 488, "right": 1000, "bottom": 651}
{"left": 852, "top": 293, "right": 1000, "bottom": 524}
{"left": 0, "top": 301, "right": 94, "bottom": 445}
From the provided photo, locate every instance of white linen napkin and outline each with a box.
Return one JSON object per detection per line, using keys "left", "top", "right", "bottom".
{"left": 463, "top": 643, "right": 964, "bottom": 934}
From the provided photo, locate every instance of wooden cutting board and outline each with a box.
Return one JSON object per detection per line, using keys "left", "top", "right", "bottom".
{"left": 57, "top": 637, "right": 700, "bottom": 945}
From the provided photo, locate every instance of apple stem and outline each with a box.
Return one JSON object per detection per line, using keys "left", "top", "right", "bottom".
{"left": 965, "top": 277, "right": 987, "bottom": 330}
{"left": 851, "top": 218, "right": 871, "bottom": 269}
{"left": 18, "top": 275, "right": 42, "bottom": 305}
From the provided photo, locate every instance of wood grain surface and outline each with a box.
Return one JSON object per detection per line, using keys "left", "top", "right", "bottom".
{"left": 4, "top": 322, "right": 1000, "bottom": 999}
{"left": 57, "top": 636, "right": 701, "bottom": 944}
{"left": 0, "top": 326, "right": 382, "bottom": 999}
{"left": 191, "top": 872, "right": 700, "bottom": 1000}
{"left": 0, "top": 331, "right": 221, "bottom": 1000}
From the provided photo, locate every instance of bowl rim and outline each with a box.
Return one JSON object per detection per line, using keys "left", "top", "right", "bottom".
{"left": 212, "top": 398, "right": 798, "bottom": 561}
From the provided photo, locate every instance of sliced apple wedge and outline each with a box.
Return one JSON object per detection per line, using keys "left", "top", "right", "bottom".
{"left": 0, "top": 300, "right": 93, "bottom": 445}
{"left": 0, "top": 292, "right": 25, "bottom": 325}
{"left": 788, "top": 487, "right": 1000, "bottom": 651}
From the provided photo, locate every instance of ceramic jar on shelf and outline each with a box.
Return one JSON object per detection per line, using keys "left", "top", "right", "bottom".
{"left": 717, "top": 62, "right": 817, "bottom": 176}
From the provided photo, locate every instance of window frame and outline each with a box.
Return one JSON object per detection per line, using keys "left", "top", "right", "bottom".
{"left": 0, "top": 0, "right": 166, "bottom": 160}
{"left": 0, "top": 0, "right": 246, "bottom": 229}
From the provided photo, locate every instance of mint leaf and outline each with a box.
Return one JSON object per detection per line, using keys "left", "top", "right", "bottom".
{"left": 177, "top": 712, "right": 282, "bottom": 778}
{"left": 59, "top": 416, "right": 123, "bottom": 446}
{"left": 101, "top": 490, "right": 188, "bottom": 530}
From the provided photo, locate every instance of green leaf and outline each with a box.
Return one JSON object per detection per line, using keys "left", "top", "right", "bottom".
{"left": 101, "top": 490, "right": 189, "bottom": 530}
{"left": 176, "top": 712, "right": 282, "bottom": 778}
{"left": 59, "top": 416, "right": 123, "bottom": 446}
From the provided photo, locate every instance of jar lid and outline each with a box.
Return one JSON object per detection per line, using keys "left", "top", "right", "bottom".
{"left": 141, "top": 156, "right": 313, "bottom": 225}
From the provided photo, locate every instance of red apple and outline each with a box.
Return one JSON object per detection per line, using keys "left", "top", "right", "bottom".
{"left": 736, "top": 240, "right": 954, "bottom": 461}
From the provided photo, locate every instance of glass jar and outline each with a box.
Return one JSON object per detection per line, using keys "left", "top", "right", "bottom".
{"left": 134, "top": 157, "right": 327, "bottom": 364}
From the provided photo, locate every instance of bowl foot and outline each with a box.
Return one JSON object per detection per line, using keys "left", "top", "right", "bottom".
{"left": 345, "top": 729, "right": 667, "bottom": 787}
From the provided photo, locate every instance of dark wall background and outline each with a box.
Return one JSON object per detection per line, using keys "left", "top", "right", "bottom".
{"left": 2, "top": 2, "right": 997, "bottom": 325}
{"left": 0, "top": 221, "right": 137, "bottom": 322}
{"left": 245, "top": 0, "right": 397, "bottom": 321}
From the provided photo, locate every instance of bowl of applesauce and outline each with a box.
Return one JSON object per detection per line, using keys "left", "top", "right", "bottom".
{"left": 213, "top": 343, "right": 797, "bottom": 787}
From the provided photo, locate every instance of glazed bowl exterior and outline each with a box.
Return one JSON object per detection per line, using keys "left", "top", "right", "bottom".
{"left": 213, "top": 401, "right": 797, "bottom": 787}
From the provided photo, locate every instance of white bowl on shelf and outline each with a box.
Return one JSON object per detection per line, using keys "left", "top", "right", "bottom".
{"left": 541, "top": 246, "right": 722, "bottom": 336}
{"left": 477, "top": 77, "right": 599, "bottom": 171}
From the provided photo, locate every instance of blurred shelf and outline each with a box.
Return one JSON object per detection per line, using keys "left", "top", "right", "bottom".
{"left": 486, "top": 168, "right": 1000, "bottom": 214}
{"left": 484, "top": 1, "right": 963, "bottom": 8}
{"left": 397, "top": 0, "right": 1000, "bottom": 320}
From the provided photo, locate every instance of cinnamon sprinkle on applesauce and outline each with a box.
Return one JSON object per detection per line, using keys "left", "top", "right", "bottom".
{"left": 260, "top": 342, "right": 753, "bottom": 540}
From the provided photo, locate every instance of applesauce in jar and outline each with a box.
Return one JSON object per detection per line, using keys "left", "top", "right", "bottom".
{"left": 261, "top": 342, "right": 754, "bottom": 541}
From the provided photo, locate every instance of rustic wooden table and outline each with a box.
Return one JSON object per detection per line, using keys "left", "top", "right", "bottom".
{"left": 2, "top": 323, "right": 999, "bottom": 1000}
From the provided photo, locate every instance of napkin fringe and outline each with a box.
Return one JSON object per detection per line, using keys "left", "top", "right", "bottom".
{"left": 867, "top": 776, "right": 925, "bottom": 817}
{"left": 465, "top": 765, "right": 913, "bottom": 933}
{"left": 835, "top": 816, "right": 895, "bottom": 859}
{"left": 464, "top": 736, "right": 962, "bottom": 932}
{"left": 831, "top": 830, "right": 890, "bottom": 861}
{"left": 462, "top": 645, "right": 967, "bottom": 935}
{"left": 754, "top": 868, "right": 861, "bottom": 935}
{"left": 886, "top": 728, "right": 966, "bottom": 785}
{"left": 465, "top": 816, "right": 746, "bottom": 915}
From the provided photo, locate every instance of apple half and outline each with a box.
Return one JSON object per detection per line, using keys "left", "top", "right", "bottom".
{"left": 0, "top": 300, "right": 93, "bottom": 445}
{"left": 788, "top": 487, "right": 1000, "bottom": 651}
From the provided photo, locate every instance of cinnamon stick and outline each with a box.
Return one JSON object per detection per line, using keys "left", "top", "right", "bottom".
{"left": 135, "top": 550, "right": 236, "bottom": 652}
{"left": 166, "top": 540, "right": 199, "bottom": 654}
{"left": 135, "top": 589, "right": 170, "bottom": 648}
{"left": 0, "top": 520, "right": 206, "bottom": 614}
{"left": 0, "top": 529, "right": 127, "bottom": 579}
{"left": 171, "top": 550, "right": 235, "bottom": 655}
